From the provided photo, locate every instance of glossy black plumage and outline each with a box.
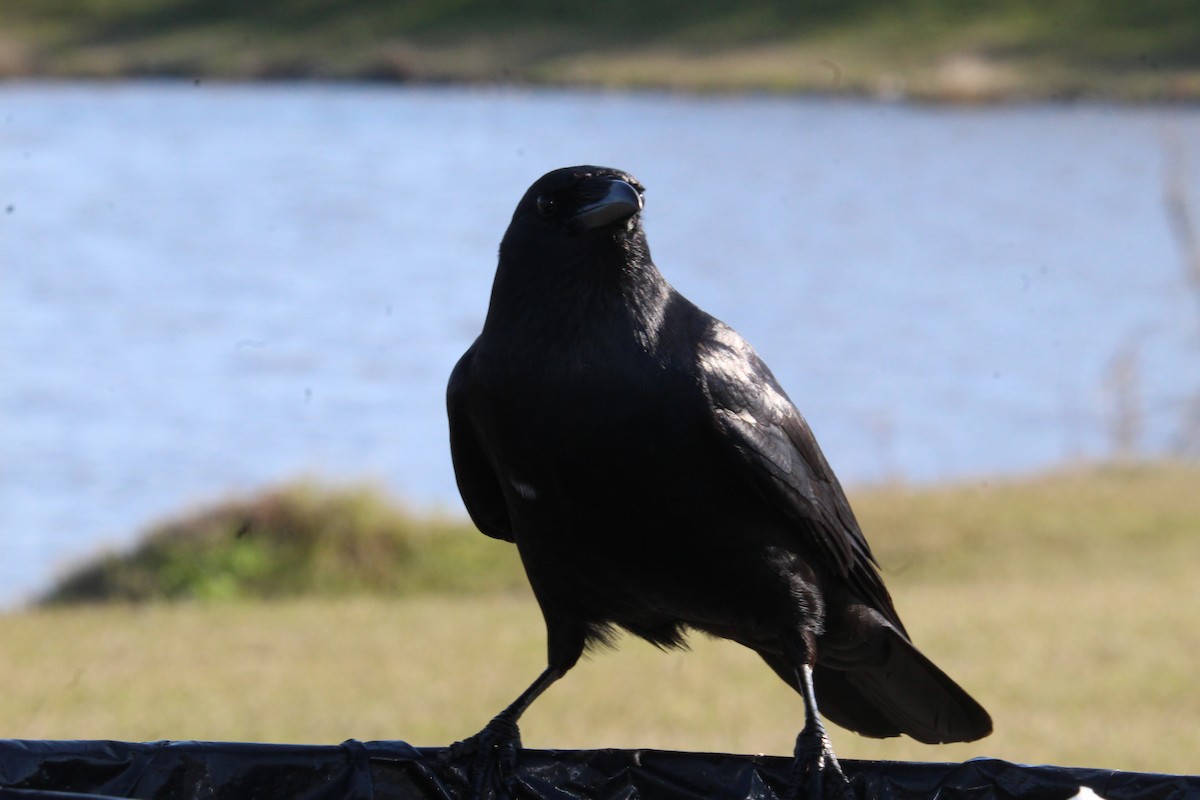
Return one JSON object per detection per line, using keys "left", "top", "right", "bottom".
{"left": 446, "top": 166, "right": 991, "bottom": 797}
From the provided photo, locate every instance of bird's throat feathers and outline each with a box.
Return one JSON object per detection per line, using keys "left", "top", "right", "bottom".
{"left": 485, "top": 228, "right": 670, "bottom": 354}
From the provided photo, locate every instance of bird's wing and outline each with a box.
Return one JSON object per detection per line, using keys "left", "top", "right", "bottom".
{"left": 447, "top": 343, "right": 515, "bottom": 542}
{"left": 697, "top": 322, "right": 905, "bottom": 633}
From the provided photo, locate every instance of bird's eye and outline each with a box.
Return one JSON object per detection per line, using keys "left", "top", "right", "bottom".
{"left": 535, "top": 194, "right": 556, "bottom": 218}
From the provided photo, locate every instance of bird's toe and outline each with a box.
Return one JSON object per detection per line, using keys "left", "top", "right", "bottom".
{"left": 444, "top": 716, "right": 524, "bottom": 800}
{"left": 785, "top": 726, "right": 855, "bottom": 800}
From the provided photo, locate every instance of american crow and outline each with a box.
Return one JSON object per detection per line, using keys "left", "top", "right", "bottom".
{"left": 446, "top": 165, "right": 992, "bottom": 799}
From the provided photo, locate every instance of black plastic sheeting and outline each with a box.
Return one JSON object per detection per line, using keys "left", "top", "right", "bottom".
{"left": 0, "top": 740, "right": 1196, "bottom": 800}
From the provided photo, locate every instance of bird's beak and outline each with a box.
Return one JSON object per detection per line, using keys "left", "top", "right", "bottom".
{"left": 571, "top": 179, "right": 643, "bottom": 231}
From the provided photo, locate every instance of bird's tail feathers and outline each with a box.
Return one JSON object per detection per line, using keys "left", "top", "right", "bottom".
{"left": 815, "top": 626, "right": 992, "bottom": 744}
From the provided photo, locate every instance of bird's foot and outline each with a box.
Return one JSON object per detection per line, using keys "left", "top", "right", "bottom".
{"left": 784, "top": 723, "right": 855, "bottom": 800}
{"left": 444, "top": 715, "right": 524, "bottom": 800}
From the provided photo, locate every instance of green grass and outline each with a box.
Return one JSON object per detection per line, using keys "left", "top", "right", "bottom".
{"left": 40, "top": 481, "right": 526, "bottom": 604}
{"left": 2, "top": 0, "right": 1200, "bottom": 100}
{"left": 5, "top": 462, "right": 1199, "bottom": 774}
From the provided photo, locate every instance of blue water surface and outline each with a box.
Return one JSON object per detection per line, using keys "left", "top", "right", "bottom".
{"left": 2, "top": 82, "right": 1198, "bottom": 607}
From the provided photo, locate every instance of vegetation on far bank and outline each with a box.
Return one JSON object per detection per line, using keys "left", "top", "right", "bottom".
{"left": 39, "top": 481, "right": 526, "bottom": 605}
{"left": 2, "top": 1, "right": 1200, "bottom": 101}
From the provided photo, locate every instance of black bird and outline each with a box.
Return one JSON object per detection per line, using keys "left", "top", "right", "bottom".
{"left": 446, "top": 165, "right": 992, "bottom": 799}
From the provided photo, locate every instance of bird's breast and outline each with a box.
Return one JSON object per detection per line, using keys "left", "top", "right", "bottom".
{"left": 468, "top": 343, "right": 818, "bottom": 637}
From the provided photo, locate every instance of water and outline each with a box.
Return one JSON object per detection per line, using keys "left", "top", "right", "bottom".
{"left": 2, "top": 82, "right": 1198, "bottom": 609}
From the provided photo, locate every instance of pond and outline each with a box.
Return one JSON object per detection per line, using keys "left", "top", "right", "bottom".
{"left": 2, "top": 82, "right": 1198, "bottom": 607}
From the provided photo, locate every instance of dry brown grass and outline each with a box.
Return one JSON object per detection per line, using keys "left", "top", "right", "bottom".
{"left": 3, "top": 462, "right": 1198, "bottom": 774}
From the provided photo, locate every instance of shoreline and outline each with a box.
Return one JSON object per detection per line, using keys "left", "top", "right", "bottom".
{"left": 6, "top": 1, "right": 1199, "bottom": 105}
{"left": 3, "top": 36, "right": 1199, "bottom": 106}
{"left": 6, "top": 69, "right": 1200, "bottom": 107}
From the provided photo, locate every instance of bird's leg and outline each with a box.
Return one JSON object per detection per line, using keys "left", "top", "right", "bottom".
{"left": 786, "top": 664, "right": 855, "bottom": 800}
{"left": 447, "top": 665, "right": 564, "bottom": 800}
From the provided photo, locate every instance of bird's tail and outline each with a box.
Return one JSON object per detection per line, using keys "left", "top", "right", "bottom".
{"left": 817, "top": 625, "right": 992, "bottom": 743}
{"left": 757, "top": 627, "right": 992, "bottom": 744}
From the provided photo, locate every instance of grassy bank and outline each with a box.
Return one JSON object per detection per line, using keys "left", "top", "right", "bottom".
{"left": 2, "top": 1, "right": 1199, "bottom": 101}
{"left": 5, "top": 462, "right": 1199, "bottom": 773}
{"left": 39, "top": 481, "right": 526, "bottom": 604}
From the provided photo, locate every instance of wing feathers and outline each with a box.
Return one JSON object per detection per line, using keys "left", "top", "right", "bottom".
{"left": 699, "top": 322, "right": 904, "bottom": 632}
{"left": 447, "top": 344, "right": 515, "bottom": 543}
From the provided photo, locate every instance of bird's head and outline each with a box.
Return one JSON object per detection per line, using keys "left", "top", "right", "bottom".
{"left": 498, "top": 165, "right": 649, "bottom": 273}
{"left": 484, "top": 166, "right": 667, "bottom": 340}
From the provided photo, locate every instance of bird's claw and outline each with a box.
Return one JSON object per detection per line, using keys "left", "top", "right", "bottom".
{"left": 445, "top": 715, "right": 524, "bottom": 800}
{"left": 784, "top": 725, "right": 855, "bottom": 800}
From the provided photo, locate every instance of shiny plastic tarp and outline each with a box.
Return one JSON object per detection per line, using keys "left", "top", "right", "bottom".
{"left": 0, "top": 740, "right": 1196, "bottom": 800}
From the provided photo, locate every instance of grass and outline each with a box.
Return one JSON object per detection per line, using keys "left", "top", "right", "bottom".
{"left": 39, "top": 481, "right": 527, "bottom": 604}
{"left": 2, "top": 0, "right": 1200, "bottom": 100}
{"left": 4, "top": 461, "right": 1199, "bottom": 774}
